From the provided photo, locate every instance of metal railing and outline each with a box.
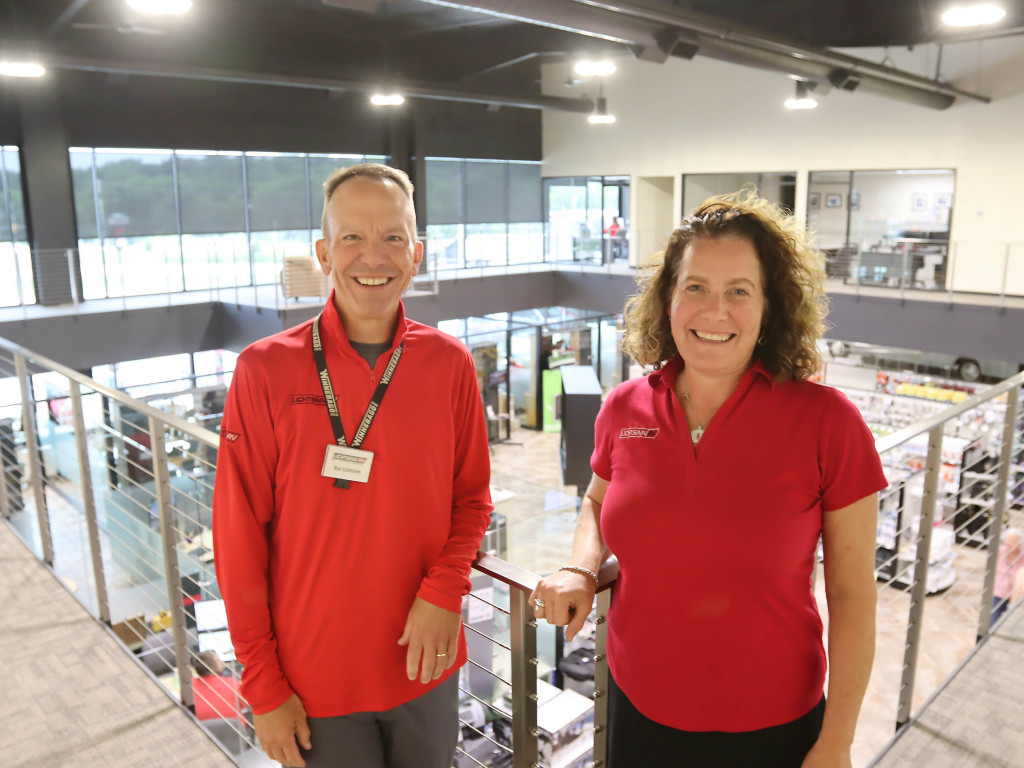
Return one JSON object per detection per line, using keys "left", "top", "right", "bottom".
{"left": 2, "top": 331, "right": 1022, "bottom": 768}
{"left": 5, "top": 238, "right": 1024, "bottom": 323}
{"left": 827, "top": 240, "right": 1024, "bottom": 308}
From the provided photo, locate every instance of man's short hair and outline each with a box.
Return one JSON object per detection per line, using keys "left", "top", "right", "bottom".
{"left": 321, "top": 163, "right": 415, "bottom": 238}
{"left": 193, "top": 649, "right": 222, "bottom": 677}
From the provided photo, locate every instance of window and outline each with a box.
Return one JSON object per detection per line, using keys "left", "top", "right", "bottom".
{"left": 0, "top": 147, "right": 34, "bottom": 306}
{"left": 425, "top": 158, "right": 542, "bottom": 272}
{"left": 246, "top": 153, "right": 311, "bottom": 285}
{"left": 808, "top": 169, "right": 954, "bottom": 291}
{"left": 177, "top": 151, "right": 247, "bottom": 292}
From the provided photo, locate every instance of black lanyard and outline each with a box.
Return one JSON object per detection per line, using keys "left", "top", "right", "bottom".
{"left": 312, "top": 314, "right": 404, "bottom": 488}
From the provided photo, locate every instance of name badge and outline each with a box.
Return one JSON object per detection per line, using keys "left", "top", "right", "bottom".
{"left": 322, "top": 444, "right": 374, "bottom": 484}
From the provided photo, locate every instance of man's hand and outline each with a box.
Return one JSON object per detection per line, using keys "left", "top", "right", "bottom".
{"left": 253, "top": 693, "right": 312, "bottom": 767}
{"left": 397, "top": 596, "right": 461, "bottom": 684}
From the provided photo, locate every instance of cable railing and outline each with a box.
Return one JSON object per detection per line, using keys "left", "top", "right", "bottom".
{"left": 1, "top": 332, "right": 1022, "bottom": 768}
{"left": 5, "top": 238, "right": 1024, "bottom": 322}
{"left": 826, "top": 239, "right": 1024, "bottom": 308}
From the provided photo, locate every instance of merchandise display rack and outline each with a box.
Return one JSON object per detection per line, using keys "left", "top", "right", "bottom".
{"left": 835, "top": 369, "right": 1013, "bottom": 594}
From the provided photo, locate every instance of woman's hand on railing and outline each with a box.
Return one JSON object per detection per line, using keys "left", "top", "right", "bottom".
{"left": 528, "top": 570, "right": 596, "bottom": 642}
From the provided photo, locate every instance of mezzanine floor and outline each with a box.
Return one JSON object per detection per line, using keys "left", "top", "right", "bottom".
{"left": 4, "top": 425, "right": 1023, "bottom": 767}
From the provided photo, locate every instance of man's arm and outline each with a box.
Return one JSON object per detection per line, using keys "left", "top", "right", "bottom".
{"left": 399, "top": 350, "right": 493, "bottom": 683}
{"left": 213, "top": 357, "right": 310, "bottom": 765}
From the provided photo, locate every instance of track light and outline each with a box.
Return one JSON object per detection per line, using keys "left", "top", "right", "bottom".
{"left": 0, "top": 61, "right": 46, "bottom": 78}
{"left": 575, "top": 59, "right": 616, "bottom": 77}
{"left": 370, "top": 92, "right": 405, "bottom": 106}
{"left": 941, "top": 3, "right": 1006, "bottom": 26}
{"left": 127, "top": 0, "right": 193, "bottom": 14}
{"left": 588, "top": 96, "right": 616, "bottom": 124}
{"left": 785, "top": 81, "right": 818, "bottom": 110}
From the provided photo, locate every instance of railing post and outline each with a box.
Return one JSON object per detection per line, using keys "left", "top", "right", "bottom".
{"left": 509, "top": 588, "right": 539, "bottom": 768}
{"left": 15, "top": 353, "right": 53, "bottom": 564}
{"left": 149, "top": 414, "right": 195, "bottom": 712}
{"left": 999, "top": 243, "right": 1010, "bottom": 311}
{"left": 67, "top": 249, "right": 80, "bottom": 310}
{"left": 70, "top": 380, "right": 110, "bottom": 623}
{"left": 899, "top": 249, "right": 908, "bottom": 302}
{"left": 896, "top": 423, "right": 943, "bottom": 730}
{"left": 0, "top": 432, "right": 10, "bottom": 520}
{"left": 947, "top": 241, "right": 957, "bottom": 306}
{"left": 978, "top": 383, "right": 1020, "bottom": 638}
{"left": 592, "top": 587, "right": 612, "bottom": 767}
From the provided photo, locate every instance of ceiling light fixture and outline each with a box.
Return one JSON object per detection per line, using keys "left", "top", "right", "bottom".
{"left": 588, "top": 96, "right": 616, "bottom": 124}
{"left": 126, "top": 0, "right": 193, "bottom": 15}
{"left": 785, "top": 81, "right": 818, "bottom": 110}
{"left": 370, "top": 92, "right": 405, "bottom": 106}
{"left": 0, "top": 61, "right": 46, "bottom": 78}
{"left": 941, "top": 3, "right": 1007, "bottom": 26}
{"left": 575, "top": 59, "right": 616, "bottom": 77}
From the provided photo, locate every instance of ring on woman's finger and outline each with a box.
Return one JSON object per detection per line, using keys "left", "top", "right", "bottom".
{"left": 533, "top": 597, "right": 546, "bottom": 609}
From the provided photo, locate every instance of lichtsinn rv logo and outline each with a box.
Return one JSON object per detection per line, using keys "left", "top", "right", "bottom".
{"left": 619, "top": 428, "right": 659, "bottom": 439}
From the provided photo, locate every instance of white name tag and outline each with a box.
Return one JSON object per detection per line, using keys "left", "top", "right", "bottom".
{"left": 321, "top": 444, "right": 374, "bottom": 484}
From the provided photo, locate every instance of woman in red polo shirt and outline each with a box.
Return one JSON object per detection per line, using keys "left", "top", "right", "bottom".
{"left": 531, "top": 192, "right": 886, "bottom": 768}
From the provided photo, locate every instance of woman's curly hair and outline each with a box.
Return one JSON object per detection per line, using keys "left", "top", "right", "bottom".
{"left": 622, "top": 189, "right": 827, "bottom": 381}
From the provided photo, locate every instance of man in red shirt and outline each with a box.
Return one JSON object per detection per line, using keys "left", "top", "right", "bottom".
{"left": 213, "top": 164, "right": 492, "bottom": 768}
{"left": 192, "top": 650, "right": 244, "bottom": 723}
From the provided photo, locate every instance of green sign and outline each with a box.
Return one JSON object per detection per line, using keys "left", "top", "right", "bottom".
{"left": 542, "top": 369, "right": 562, "bottom": 432}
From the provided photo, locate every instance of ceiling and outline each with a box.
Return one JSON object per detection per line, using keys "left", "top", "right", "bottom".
{"left": 3, "top": 0, "right": 1024, "bottom": 110}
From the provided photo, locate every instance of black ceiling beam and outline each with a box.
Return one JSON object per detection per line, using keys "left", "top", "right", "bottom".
{"left": 46, "top": 0, "right": 95, "bottom": 36}
{"left": 46, "top": 54, "right": 596, "bottom": 112}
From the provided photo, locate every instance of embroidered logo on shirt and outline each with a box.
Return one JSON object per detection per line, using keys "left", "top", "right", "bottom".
{"left": 619, "top": 427, "right": 659, "bottom": 439}
{"left": 223, "top": 431, "right": 241, "bottom": 442}
{"left": 292, "top": 394, "right": 328, "bottom": 406}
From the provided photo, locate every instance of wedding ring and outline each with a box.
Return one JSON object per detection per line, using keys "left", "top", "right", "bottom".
{"left": 533, "top": 598, "right": 546, "bottom": 609}
{"left": 435, "top": 652, "right": 448, "bottom": 657}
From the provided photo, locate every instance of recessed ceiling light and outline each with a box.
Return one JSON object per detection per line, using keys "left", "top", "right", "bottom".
{"left": 0, "top": 61, "right": 46, "bottom": 78}
{"left": 126, "top": 0, "right": 193, "bottom": 15}
{"left": 785, "top": 81, "right": 818, "bottom": 110}
{"left": 941, "top": 3, "right": 1006, "bottom": 26}
{"left": 370, "top": 93, "right": 405, "bottom": 106}
{"left": 588, "top": 96, "right": 616, "bottom": 124}
{"left": 574, "top": 59, "right": 616, "bottom": 77}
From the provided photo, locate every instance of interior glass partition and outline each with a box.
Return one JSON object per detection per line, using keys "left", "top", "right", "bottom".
{"left": 544, "top": 175, "right": 631, "bottom": 265}
{"left": 681, "top": 171, "right": 797, "bottom": 214}
{"left": 808, "top": 169, "right": 955, "bottom": 290}
{"left": 504, "top": 307, "right": 627, "bottom": 430}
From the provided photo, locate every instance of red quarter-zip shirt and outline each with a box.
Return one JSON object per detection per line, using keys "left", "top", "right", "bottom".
{"left": 213, "top": 297, "right": 493, "bottom": 717}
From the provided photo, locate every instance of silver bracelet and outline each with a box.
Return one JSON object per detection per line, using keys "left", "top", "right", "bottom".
{"left": 559, "top": 565, "right": 599, "bottom": 587}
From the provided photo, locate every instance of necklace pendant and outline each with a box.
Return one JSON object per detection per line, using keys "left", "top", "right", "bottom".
{"left": 690, "top": 426, "right": 704, "bottom": 444}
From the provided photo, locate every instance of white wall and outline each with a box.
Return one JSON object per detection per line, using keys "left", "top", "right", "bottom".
{"left": 541, "top": 37, "right": 1024, "bottom": 292}
{"left": 631, "top": 176, "right": 674, "bottom": 266}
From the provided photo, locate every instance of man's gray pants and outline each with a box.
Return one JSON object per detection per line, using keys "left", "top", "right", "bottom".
{"left": 290, "top": 673, "right": 459, "bottom": 768}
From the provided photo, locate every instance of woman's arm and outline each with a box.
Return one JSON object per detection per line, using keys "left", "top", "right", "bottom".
{"left": 529, "top": 474, "right": 610, "bottom": 641}
{"left": 803, "top": 492, "right": 879, "bottom": 768}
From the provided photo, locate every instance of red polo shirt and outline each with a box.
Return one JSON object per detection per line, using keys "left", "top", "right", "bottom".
{"left": 213, "top": 297, "right": 492, "bottom": 718}
{"left": 592, "top": 356, "right": 887, "bottom": 732}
